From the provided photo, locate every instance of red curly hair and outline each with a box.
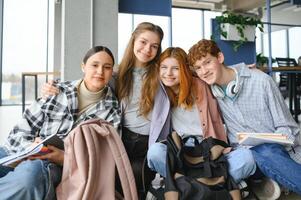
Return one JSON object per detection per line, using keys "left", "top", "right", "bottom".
{"left": 188, "top": 39, "right": 221, "bottom": 67}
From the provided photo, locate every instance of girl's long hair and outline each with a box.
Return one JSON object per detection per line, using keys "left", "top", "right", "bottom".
{"left": 117, "top": 22, "right": 164, "bottom": 117}
{"left": 159, "top": 47, "right": 195, "bottom": 109}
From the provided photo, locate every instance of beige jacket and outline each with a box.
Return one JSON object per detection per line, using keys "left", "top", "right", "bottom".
{"left": 56, "top": 119, "right": 138, "bottom": 200}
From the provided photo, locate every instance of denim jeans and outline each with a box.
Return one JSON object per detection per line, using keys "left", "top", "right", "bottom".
{"left": 251, "top": 143, "right": 301, "bottom": 195}
{"left": 0, "top": 147, "right": 62, "bottom": 200}
{"left": 147, "top": 140, "right": 256, "bottom": 183}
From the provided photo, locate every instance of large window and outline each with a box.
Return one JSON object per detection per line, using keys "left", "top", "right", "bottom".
{"left": 289, "top": 27, "right": 301, "bottom": 61}
{"left": 1, "top": 0, "right": 49, "bottom": 105}
{"left": 172, "top": 8, "right": 203, "bottom": 52}
{"left": 261, "top": 25, "right": 301, "bottom": 65}
{"left": 118, "top": 8, "right": 222, "bottom": 59}
{"left": 263, "top": 29, "right": 287, "bottom": 59}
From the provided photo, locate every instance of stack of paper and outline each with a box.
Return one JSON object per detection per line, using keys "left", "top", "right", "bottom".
{"left": 237, "top": 132, "right": 294, "bottom": 146}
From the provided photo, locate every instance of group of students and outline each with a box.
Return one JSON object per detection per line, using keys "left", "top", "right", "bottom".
{"left": 0, "top": 21, "right": 300, "bottom": 200}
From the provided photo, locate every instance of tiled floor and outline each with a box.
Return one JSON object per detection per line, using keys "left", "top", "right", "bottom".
{"left": 0, "top": 105, "right": 300, "bottom": 199}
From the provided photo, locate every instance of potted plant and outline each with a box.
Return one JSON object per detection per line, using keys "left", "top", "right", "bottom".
{"left": 256, "top": 53, "right": 276, "bottom": 67}
{"left": 214, "top": 11, "right": 264, "bottom": 51}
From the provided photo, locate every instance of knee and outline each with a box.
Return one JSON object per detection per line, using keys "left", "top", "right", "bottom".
{"left": 147, "top": 143, "right": 167, "bottom": 165}
{"left": 227, "top": 148, "right": 256, "bottom": 182}
{"left": 147, "top": 143, "right": 167, "bottom": 169}
{"left": 240, "top": 149, "right": 256, "bottom": 174}
{"left": 17, "top": 160, "right": 48, "bottom": 189}
{"left": 147, "top": 143, "right": 167, "bottom": 177}
{"left": 240, "top": 148, "right": 256, "bottom": 165}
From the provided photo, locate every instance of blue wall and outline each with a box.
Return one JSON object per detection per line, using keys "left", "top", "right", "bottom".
{"left": 119, "top": 0, "right": 172, "bottom": 16}
{"left": 211, "top": 19, "right": 256, "bottom": 66}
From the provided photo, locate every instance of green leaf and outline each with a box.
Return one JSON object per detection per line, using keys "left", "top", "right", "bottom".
{"left": 213, "top": 11, "right": 264, "bottom": 51}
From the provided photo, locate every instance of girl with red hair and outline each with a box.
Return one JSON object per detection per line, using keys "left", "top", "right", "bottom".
{"left": 147, "top": 47, "right": 256, "bottom": 190}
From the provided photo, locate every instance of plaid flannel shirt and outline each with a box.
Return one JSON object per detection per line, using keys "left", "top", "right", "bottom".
{"left": 2, "top": 79, "right": 120, "bottom": 154}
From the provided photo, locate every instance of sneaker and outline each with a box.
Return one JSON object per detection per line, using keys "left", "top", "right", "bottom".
{"left": 251, "top": 178, "right": 281, "bottom": 200}
{"left": 238, "top": 180, "right": 250, "bottom": 198}
{"left": 151, "top": 173, "right": 164, "bottom": 189}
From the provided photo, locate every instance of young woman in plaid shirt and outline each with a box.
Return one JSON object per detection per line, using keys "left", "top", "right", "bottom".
{"left": 0, "top": 46, "right": 120, "bottom": 200}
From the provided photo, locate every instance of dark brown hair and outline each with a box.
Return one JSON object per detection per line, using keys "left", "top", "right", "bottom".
{"left": 83, "top": 46, "right": 114, "bottom": 65}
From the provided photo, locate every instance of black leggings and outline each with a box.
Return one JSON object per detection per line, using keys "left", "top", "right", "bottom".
{"left": 122, "top": 127, "right": 149, "bottom": 159}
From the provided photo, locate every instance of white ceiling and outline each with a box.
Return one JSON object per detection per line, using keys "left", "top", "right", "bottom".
{"left": 172, "top": 0, "right": 266, "bottom": 12}
{"left": 172, "top": 0, "right": 300, "bottom": 14}
{"left": 172, "top": 0, "right": 301, "bottom": 26}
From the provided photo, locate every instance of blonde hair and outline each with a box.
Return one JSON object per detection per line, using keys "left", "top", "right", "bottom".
{"left": 117, "top": 22, "right": 164, "bottom": 117}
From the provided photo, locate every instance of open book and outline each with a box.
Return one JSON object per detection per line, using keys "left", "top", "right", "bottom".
{"left": 0, "top": 134, "right": 64, "bottom": 166}
{"left": 237, "top": 132, "right": 294, "bottom": 147}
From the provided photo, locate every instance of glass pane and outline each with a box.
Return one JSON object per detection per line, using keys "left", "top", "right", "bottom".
{"left": 172, "top": 8, "right": 203, "bottom": 52}
{"left": 118, "top": 13, "right": 133, "bottom": 63}
{"left": 288, "top": 27, "right": 301, "bottom": 64}
{"left": 263, "top": 29, "right": 287, "bottom": 62}
{"left": 2, "top": 0, "right": 48, "bottom": 105}
{"left": 255, "top": 28, "right": 263, "bottom": 54}
{"left": 204, "top": 10, "right": 221, "bottom": 39}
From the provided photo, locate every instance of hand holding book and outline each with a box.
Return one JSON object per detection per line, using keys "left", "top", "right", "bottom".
{"left": 29, "top": 145, "right": 64, "bottom": 166}
{"left": 0, "top": 134, "right": 64, "bottom": 166}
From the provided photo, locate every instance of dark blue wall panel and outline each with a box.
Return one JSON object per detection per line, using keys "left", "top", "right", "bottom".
{"left": 211, "top": 19, "right": 256, "bottom": 66}
{"left": 119, "top": 0, "right": 172, "bottom": 16}
{"left": 291, "top": 0, "right": 301, "bottom": 5}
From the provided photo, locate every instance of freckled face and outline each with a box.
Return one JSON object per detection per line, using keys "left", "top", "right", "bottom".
{"left": 159, "top": 57, "right": 180, "bottom": 92}
{"left": 133, "top": 31, "right": 160, "bottom": 67}
{"left": 82, "top": 51, "right": 113, "bottom": 92}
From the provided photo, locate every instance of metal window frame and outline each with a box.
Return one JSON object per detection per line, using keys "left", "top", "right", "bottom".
{"left": 0, "top": 0, "right": 3, "bottom": 106}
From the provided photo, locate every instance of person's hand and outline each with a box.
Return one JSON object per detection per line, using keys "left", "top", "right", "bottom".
{"left": 30, "top": 145, "right": 64, "bottom": 166}
{"left": 29, "top": 137, "right": 42, "bottom": 148}
{"left": 246, "top": 63, "right": 256, "bottom": 69}
{"left": 41, "top": 80, "right": 59, "bottom": 99}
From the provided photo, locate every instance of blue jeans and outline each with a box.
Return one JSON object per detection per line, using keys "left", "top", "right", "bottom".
{"left": 0, "top": 147, "right": 62, "bottom": 200}
{"left": 147, "top": 141, "right": 256, "bottom": 183}
{"left": 251, "top": 143, "right": 301, "bottom": 195}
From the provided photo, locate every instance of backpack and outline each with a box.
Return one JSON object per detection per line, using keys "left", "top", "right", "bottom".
{"left": 56, "top": 119, "right": 138, "bottom": 200}
{"left": 164, "top": 132, "right": 240, "bottom": 200}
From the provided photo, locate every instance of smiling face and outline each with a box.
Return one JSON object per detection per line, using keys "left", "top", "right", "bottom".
{"left": 133, "top": 30, "right": 160, "bottom": 67}
{"left": 193, "top": 52, "right": 224, "bottom": 85}
{"left": 82, "top": 51, "right": 113, "bottom": 92}
{"left": 160, "top": 57, "right": 180, "bottom": 93}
